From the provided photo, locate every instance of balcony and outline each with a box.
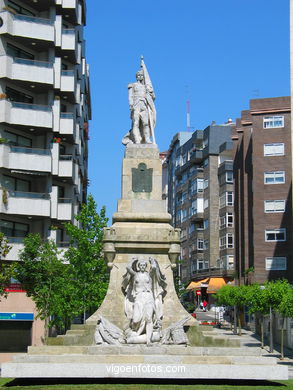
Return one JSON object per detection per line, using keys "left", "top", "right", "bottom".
{"left": 0, "top": 56, "right": 54, "bottom": 85}
{"left": 60, "top": 70, "right": 75, "bottom": 92}
{"left": 0, "top": 189, "right": 50, "bottom": 217}
{"left": 0, "top": 11, "right": 55, "bottom": 42}
{"left": 191, "top": 267, "right": 234, "bottom": 279}
{"left": 58, "top": 155, "right": 74, "bottom": 178}
{"left": 0, "top": 99, "right": 53, "bottom": 129}
{"left": 218, "top": 160, "right": 233, "bottom": 175}
{"left": 61, "top": 28, "right": 77, "bottom": 51}
{"left": 190, "top": 150, "right": 203, "bottom": 163}
{"left": 190, "top": 211, "right": 203, "bottom": 221}
{"left": 60, "top": 113, "right": 75, "bottom": 136}
{"left": 0, "top": 144, "right": 51, "bottom": 172}
{"left": 219, "top": 141, "right": 234, "bottom": 157}
{"left": 57, "top": 198, "right": 73, "bottom": 221}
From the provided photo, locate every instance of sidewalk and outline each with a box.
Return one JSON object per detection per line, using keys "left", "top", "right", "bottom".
{"left": 195, "top": 308, "right": 293, "bottom": 378}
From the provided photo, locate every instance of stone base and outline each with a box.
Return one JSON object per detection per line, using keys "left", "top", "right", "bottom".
{"left": 2, "top": 362, "right": 288, "bottom": 380}
{"left": 1, "top": 345, "right": 288, "bottom": 380}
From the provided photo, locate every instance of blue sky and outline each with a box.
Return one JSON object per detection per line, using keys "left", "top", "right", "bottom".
{"left": 85, "top": 0, "right": 290, "bottom": 221}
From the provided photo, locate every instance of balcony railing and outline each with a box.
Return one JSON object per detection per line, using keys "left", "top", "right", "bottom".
{"left": 57, "top": 241, "right": 70, "bottom": 248}
{"left": 62, "top": 28, "right": 75, "bottom": 34}
{"left": 5, "top": 236, "right": 25, "bottom": 243}
{"left": 9, "top": 146, "right": 50, "bottom": 155}
{"left": 59, "top": 154, "right": 73, "bottom": 161}
{"left": 61, "top": 70, "right": 74, "bottom": 76}
{"left": 13, "top": 14, "right": 54, "bottom": 25}
{"left": 13, "top": 57, "right": 53, "bottom": 68}
{"left": 11, "top": 101, "right": 52, "bottom": 112}
{"left": 58, "top": 197, "right": 72, "bottom": 204}
{"left": 8, "top": 190, "right": 50, "bottom": 199}
{"left": 60, "top": 112, "right": 74, "bottom": 119}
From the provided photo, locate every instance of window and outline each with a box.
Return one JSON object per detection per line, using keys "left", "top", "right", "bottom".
{"left": 181, "top": 228, "right": 187, "bottom": 240}
{"left": 7, "top": 43, "right": 34, "bottom": 61}
{"left": 203, "top": 219, "right": 209, "bottom": 229}
{"left": 2, "top": 175, "right": 30, "bottom": 192}
{"left": 264, "top": 171, "right": 285, "bottom": 184}
{"left": 219, "top": 191, "right": 234, "bottom": 208}
{"left": 219, "top": 171, "right": 233, "bottom": 185}
{"left": 220, "top": 255, "right": 234, "bottom": 270}
{"left": 263, "top": 115, "right": 284, "bottom": 129}
{"left": 220, "top": 233, "right": 234, "bottom": 249}
{"left": 264, "top": 143, "right": 284, "bottom": 156}
{"left": 204, "top": 179, "right": 209, "bottom": 189}
{"left": 197, "top": 179, "right": 204, "bottom": 192}
{"left": 7, "top": 0, "right": 35, "bottom": 16}
{"left": 265, "top": 257, "right": 287, "bottom": 271}
{"left": 204, "top": 199, "right": 209, "bottom": 209}
{"left": 197, "top": 259, "right": 209, "bottom": 270}
{"left": 6, "top": 87, "right": 33, "bottom": 104}
{"left": 197, "top": 238, "right": 204, "bottom": 250}
{"left": 264, "top": 200, "right": 286, "bottom": 213}
{"left": 220, "top": 213, "right": 234, "bottom": 229}
{"left": 5, "top": 131, "right": 32, "bottom": 147}
{"left": 204, "top": 239, "right": 209, "bottom": 249}
{"left": 182, "top": 208, "right": 188, "bottom": 222}
{"left": 265, "top": 229, "right": 286, "bottom": 242}
{"left": 0, "top": 220, "right": 29, "bottom": 238}
{"left": 189, "top": 223, "right": 195, "bottom": 235}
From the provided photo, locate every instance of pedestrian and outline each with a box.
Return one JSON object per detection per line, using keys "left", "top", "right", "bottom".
{"left": 203, "top": 299, "right": 208, "bottom": 312}
{"left": 199, "top": 301, "right": 203, "bottom": 310}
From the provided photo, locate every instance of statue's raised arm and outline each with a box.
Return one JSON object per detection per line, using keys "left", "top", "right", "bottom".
{"left": 122, "top": 57, "right": 156, "bottom": 146}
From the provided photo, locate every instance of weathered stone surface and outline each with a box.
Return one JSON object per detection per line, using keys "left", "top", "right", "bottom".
{"left": 2, "top": 361, "right": 288, "bottom": 380}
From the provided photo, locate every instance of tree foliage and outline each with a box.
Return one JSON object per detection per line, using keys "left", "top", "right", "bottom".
{"left": 0, "top": 233, "right": 13, "bottom": 300}
{"left": 15, "top": 195, "right": 109, "bottom": 333}
{"left": 15, "top": 234, "right": 74, "bottom": 332}
{"left": 64, "top": 194, "right": 109, "bottom": 317}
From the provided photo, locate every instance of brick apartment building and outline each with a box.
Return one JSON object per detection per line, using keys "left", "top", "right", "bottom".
{"left": 233, "top": 97, "right": 292, "bottom": 284}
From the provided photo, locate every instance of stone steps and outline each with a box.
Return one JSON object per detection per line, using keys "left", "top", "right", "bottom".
{"left": 12, "top": 353, "right": 277, "bottom": 366}
{"left": 27, "top": 345, "right": 262, "bottom": 356}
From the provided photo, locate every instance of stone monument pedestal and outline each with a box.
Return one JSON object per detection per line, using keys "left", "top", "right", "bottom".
{"left": 86, "top": 144, "right": 192, "bottom": 333}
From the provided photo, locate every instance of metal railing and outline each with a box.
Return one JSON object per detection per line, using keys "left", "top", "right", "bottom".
{"left": 10, "top": 146, "right": 50, "bottom": 155}
{"left": 8, "top": 190, "right": 50, "bottom": 199}
{"left": 61, "top": 70, "right": 74, "bottom": 76}
{"left": 58, "top": 197, "right": 72, "bottom": 204}
{"left": 62, "top": 28, "right": 75, "bottom": 34}
{"left": 57, "top": 241, "right": 70, "bottom": 248}
{"left": 11, "top": 101, "right": 52, "bottom": 112}
{"left": 13, "top": 57, "right": 53, "bottom": 68}
{"left": 59, "top": 154, "right": 73, "bottom": 161}
{"left": 60, "top": 112, "right": 74, "bottom": 119}
{"left": 13, "top": 14, "right": 54, "bottom": 25}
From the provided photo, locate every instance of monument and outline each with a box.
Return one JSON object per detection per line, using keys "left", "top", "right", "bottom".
{"left": 1, "top": 58, "right": 288, "bottom": 380}
{"left": 87, "top": 56, "right": 193, "bottom": 345}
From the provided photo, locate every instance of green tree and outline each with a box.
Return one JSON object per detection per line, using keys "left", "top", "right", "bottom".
{"left": 64, "top": 194, "right": 109, "bottom": 322}
{"left": 15, "top": 234, "right": 73, "bottom": 337}
{"left": 216, "top": 284, "right": 249, "bottom": 335}
{"left": 245, "top": 284, "right": 270, "bottom": 348}
{"left": 0, "top": 233, "right": 13, "bottom": 300}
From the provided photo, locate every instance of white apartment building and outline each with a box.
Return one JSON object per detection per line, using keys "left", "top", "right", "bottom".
{"left": 0, "top": 0, "right": 91, "bottom": 357}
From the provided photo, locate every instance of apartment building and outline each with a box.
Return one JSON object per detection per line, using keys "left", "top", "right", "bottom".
{"left": 167, "top": 122, "right": 235, "bottom": 286}
{"left": 233, "top": 97, "right": 292, "bottom": 284}
{"left": 0, "top": 0, "right": 91, "bottom": 355}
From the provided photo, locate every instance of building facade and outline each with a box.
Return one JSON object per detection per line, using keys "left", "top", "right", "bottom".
{"left": 233, "top": 97, "right": 292, "bottom": 285}
{"left": 0, "top": 0, "right": 90, "bottom": 357}
{"left": 167, "top": 122, "right": 235, "bottom": 286}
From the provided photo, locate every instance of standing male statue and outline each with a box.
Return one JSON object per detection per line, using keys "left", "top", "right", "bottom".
{"left": 122, "top": 57, "right": 156, "bottom": 145}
